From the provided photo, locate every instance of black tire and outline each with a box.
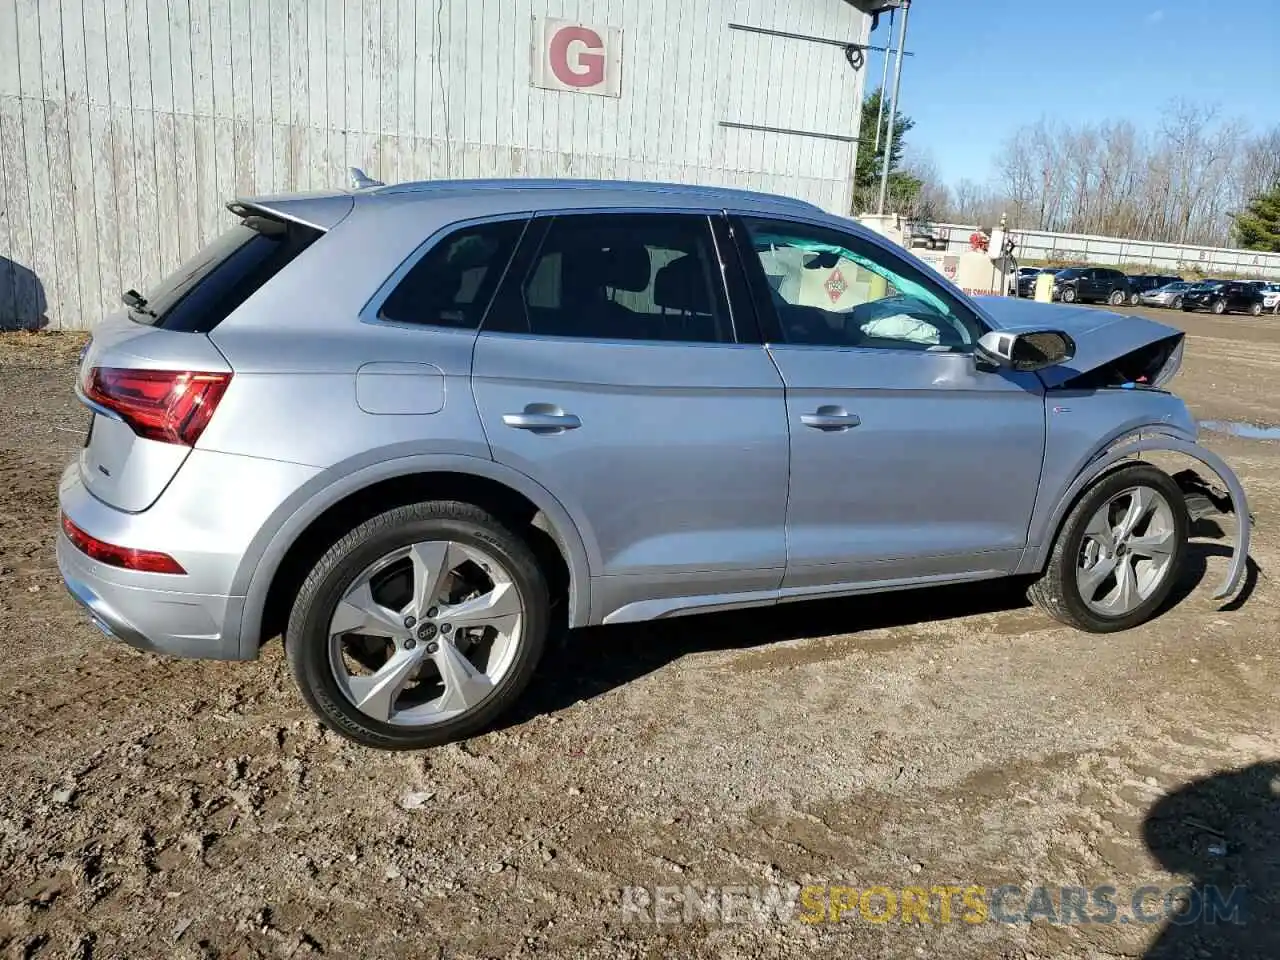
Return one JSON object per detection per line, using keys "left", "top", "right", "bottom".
{"left": 1061, "top": 286, "right": 1077, "bottom": 303}
{"left": 1129, "top": 291, "right": 1141, "bottom": 306}
{"left": 1028, "top": 464, "right": 1189, "bottom": 633}
{"left": 1212, "top": 299, "right": 1227, "bottom": 315}
{"left": 286, "top": 501, "right": 550, "bottom": 750}
{"left": 1108, "top": 289, "right": 1126, "bottom": 306}
{"left": 1172, "top": 296, "right": 1183, "bottom": 310}
{"left": 1250, "top": 302, "right": 1263, "bottom": 316}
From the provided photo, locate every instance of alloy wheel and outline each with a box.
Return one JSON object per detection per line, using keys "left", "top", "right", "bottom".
{"left": 1076, "top": 486, "right": 1177, "bottom": 617}
{"left": 327, "top": 540, "right": 523, "bottom": 726}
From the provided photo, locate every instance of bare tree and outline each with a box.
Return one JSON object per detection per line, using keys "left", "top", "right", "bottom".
{"left": 979, "top": 100, "right": 1262, "bottom": 246}
{"left": 896, "top": 148, "right": 951, "bottom": 223}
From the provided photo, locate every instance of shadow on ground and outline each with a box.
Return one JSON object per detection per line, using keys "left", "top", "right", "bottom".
{"left": 505, "top": 534, "right": 1259, "bottom": 727}
{"left": 1143, "top": 761, "right": 1280, "bottom": 959}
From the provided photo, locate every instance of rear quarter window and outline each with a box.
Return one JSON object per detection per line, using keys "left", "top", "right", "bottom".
{"left": 378, "top": 219, "right": 526, "bottom": 329}
{"left": 131, "top": 215, "right": 324, "bottom": 332}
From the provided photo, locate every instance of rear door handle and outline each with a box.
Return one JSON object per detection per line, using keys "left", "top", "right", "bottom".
{"left": 502, "top": 408, "right": 582, "bottom": 433}
{"left": 801, "top": 407, "right": 861, "bottom": 431}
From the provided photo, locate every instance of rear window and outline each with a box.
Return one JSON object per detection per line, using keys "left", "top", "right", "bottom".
{"left": 128, "top": 215, "right": 323, "bottom": 332}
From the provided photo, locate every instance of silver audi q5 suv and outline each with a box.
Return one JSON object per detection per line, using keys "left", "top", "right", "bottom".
{"left": 58, "top": 177, "right": 1250, "bottom": 749}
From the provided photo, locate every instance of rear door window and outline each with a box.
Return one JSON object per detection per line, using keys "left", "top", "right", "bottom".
{"left": 131, "top": 215, "right": 323, "bottom": 332}
{"left": 486, "top": 213, "right": 734, "bottom": 344}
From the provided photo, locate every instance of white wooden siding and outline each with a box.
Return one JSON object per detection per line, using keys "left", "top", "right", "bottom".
{"left": 0, "top": 0, "right": 869, "bottom": 329}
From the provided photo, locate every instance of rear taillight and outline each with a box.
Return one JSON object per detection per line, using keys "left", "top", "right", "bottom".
{"left": 61, "top": 513, "right": 186, "bottom": 574}
{"left": 83, "top": 367, "right": 232, "bottom": 446}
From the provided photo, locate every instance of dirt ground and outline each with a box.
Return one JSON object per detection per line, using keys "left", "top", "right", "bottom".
{"left": 2, "top": 307, "right": 1279, "bottom": 960}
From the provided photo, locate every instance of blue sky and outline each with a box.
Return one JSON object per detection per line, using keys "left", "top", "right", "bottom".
{"left": 869, "top": 0, "right": 1280, "bottom": 187}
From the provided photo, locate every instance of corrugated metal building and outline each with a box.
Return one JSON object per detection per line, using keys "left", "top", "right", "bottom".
{"left": 0, "top": 0, "right": 878, "bottom": 330}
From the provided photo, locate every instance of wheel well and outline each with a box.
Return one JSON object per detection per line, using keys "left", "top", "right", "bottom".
{"left": 1040, "top": 453, "right": 1199, "bottom": 569}
{"left": 259, "top": 472, "right": 572, "bottom": 645}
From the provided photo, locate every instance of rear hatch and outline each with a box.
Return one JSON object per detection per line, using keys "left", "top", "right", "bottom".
{"left": 75, "top": 198, "right": 347, "bottom": 512}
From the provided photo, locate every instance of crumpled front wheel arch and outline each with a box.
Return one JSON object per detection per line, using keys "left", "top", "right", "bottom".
{"left": 1035, "top": 433, "right": 1251, "bottom": 603}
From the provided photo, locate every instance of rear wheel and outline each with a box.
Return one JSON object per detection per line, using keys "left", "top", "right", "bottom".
{"left": 286, "top": 501, "right": 549, "bottom": 749}
{"left": 1212, "top": 299, "right": 1227, "bottom": 315}
{"left": 1250, "top": 302, "right": 1263, "bottom": 316}
{"left": 1028, "top": 464, "right": 1188, "bottom": 633}
{"left": 1108, "top": 289, "right": 1126, "bottom": 306}
{"left": 1172, "top": 296, "right": 1184, "bottom": 310}
{"left": 1129, "top": 291, "right": 1142, "bottom": 306}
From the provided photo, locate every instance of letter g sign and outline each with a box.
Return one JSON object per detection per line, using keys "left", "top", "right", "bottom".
{"left": 550, "top": 26, "right": 605, "bottom": 87}
{"left": 532, "top": 18, "right": 622, "bottom": 97}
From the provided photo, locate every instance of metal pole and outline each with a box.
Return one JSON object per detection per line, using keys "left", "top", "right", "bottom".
{"left": 876, "top": 0, "right": 910, "bottom": 216}
{"left": 871, "top": 8, "right": 893, "bottom": 155}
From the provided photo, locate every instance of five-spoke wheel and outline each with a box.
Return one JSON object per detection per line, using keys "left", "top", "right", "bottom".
{"left": 1030, "top": 464, "right": 1188, "bottom": 632}
{"left": 287, "top": 501, "right": 549, "bottom": 749}
{"left": 1075, "top": 486, "right": 1178, "bottom": 617}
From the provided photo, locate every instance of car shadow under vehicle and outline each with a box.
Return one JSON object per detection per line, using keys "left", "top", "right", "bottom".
{"left": 501, "top": 533, "right": 1259, "bottom": 730}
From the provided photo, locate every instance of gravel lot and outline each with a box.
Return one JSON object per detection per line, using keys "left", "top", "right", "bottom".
{"left": 2, "top": 307, "right": 1278, "bottom": 960}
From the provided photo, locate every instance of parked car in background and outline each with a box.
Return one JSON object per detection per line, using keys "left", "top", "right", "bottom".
{"left": 56, "top": 177, "right": 1250, "bottom": 750}
{"left": 1259, "top": 282, "right": 1280, "bottom": 314}
{"left": 1011, "top": 266, "right": 1050, "bottom": 297}
{"left": 1052, "top": 267, "right": 1132, "bottom": 305}
{"left": 1125, "top": 274, "right": 1183, "bottom": 306}
{"left": 906, "top": 223, "right": 946, "bottom": 250}
{"left": 1138, "top": 281, "right": 1195, "bottom": 310}
{"left": 1181, "top": 280, "right": 1266, "bottom": 316}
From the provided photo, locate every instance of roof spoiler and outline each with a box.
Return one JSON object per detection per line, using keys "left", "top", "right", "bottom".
{"left": 226, "top": 194, "right": 355, "bottom": 232}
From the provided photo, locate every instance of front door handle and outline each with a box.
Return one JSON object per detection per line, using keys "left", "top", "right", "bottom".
{"left": 502, "top": 406, "right": 582, "bottom": 433}
{"left": 801, "top": 406, "right": 861, "bottom": 431}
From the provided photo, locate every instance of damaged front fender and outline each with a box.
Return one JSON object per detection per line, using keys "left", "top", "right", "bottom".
{"left": 1043, "top": 431, "right": 1251, "bottom": 602}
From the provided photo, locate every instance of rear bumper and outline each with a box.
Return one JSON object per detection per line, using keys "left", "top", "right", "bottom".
{"left": 57, "top": 530, "right": 245, "bottom": 659}
{"left": 56, "top": 449, "right": 320, "bottom": 661}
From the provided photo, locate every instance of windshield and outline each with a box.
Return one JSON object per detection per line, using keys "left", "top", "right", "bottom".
{"left": 1055, "top": 269, "right": 1081, "bottom": 279}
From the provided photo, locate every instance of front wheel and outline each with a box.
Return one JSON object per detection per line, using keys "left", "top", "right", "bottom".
{"left": 1061, "top": 286, "right": 1077, "bottom": 303}
{"left": 1028, "top": 464, "right": 1188, "bottom": 633}
{"left": 1212, "top": 299, "right": 1227, "bottom": 315}
{"left": 1172, "top": 296, "right": 1184, "bottom": 310}
{"left": 286, "top": 501, "right": 550, "bottom": 750}
{"left": 1108, "top": 289, "right": 1126, "bottom": 306}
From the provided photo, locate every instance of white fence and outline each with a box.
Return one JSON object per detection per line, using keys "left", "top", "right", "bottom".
{"left": 927, "top": 223, "right": 1280, "bottom": 280}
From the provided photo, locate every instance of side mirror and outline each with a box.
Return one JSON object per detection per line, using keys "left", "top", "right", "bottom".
{"left": 974, "top": 329, "right": 1076, "bottom": 373}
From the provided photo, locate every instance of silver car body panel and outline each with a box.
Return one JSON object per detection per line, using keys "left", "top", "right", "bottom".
{"left": 56, "top": 179, "right": 1253, "bottom": 661}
